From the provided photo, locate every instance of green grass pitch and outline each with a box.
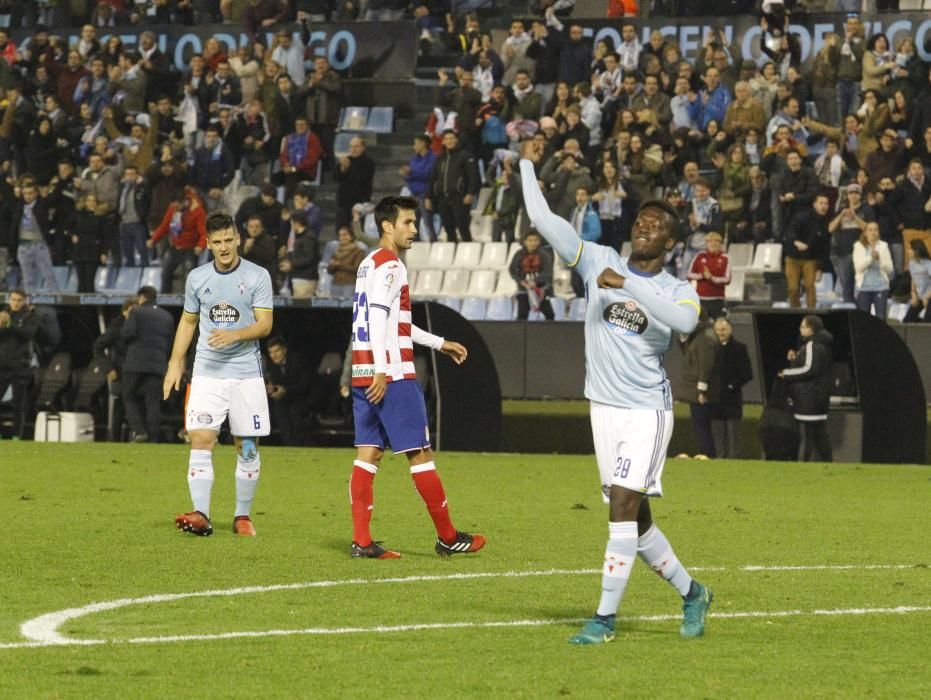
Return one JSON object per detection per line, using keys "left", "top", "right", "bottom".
{"left": 2, "top": 443, "right": 929, "bottom": 698}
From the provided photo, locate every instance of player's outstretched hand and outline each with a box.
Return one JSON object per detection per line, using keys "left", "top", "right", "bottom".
{"left": 597, "top": 268, "right": 626, "bottom": 289}
{"left": 366, "top": 373, "right": 387, "bottom": 405}
{"left": 440, "top": 340, "right": 468, "bottom": 365}
{"left": 163, "top": 364, "right": 183, "bottom": 400}
{"left": 208, "top": 328, "right": 240, "bottom": 349}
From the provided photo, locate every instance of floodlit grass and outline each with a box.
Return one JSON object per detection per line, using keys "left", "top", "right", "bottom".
{"left": 1, "top": 444, "right": 929, "bottom": 698}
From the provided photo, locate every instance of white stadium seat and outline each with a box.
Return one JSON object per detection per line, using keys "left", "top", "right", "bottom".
{"left": 727, "top": 242, "right": 755, "bottom": 269}
{"left": 440, "top": 269, "right": 471, "bottom": 297}
{"left": 411, "top": 269, "right": 443, "bottom": 297}
{"left": 452, "top": 242, "right": 483, "bottom": 269}
{"left": 568, "top": 297, "right": 587, "bottom": 320}
{"left": 427, "top": 242, "right": 456, "bottom": 269}
{"left": 404, "top": 242, "right": 431, "bottom": 270}
{"left": 750, "top": 243, "right": 783, "bottom": 272}
{"left": 725, "top": 269, "right": 745, "bottom": 303}
{"left": 493, "top": 272, "right": 519, "bottom": 297}
{"left": 479, "top": 242, "right": 509, "bottom": 270}
{"left": 620, "top": 241, "right": 632, "bottom": 258}
{"left": 437, "top": 296, "right": 461, "bottom": 313}
{"left": 466, "top": 269, "right": 498, "bottom": 298}
{"left": 486, "top": 296, "right": 515, "bottom": 320}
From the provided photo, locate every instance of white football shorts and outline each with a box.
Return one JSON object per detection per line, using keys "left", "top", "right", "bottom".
{"left": 186, "top": 376, "right": 271, "bottom": 437}
{"left": 590, "top": 402, "right": 674, "bottom": 502}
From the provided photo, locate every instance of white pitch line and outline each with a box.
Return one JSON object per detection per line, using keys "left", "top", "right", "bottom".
{"left": 15, "top": 563, "right": 930, "bottom": 647}
{"left": 4, "top": 606, "right": 931, "bottom": 651}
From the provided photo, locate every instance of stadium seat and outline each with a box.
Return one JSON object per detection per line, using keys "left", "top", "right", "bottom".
{"left": 550, "top": 298, "right": 567, "bottom": 321}
{"left": 112, "top": 267, "right": 143, "bottom": 293}
{"left": 473, "top": 187, "right": 493, "bottom": 214}
{"left": 316, "top": 263, "right": 333, "bottom": 297}
{"left": 365, "top": 106, "right": 393, "bottom": 134}
{"left": 427, "top": 242, "right": 456, "bottom": 269}
{"left": 141, "top": 267, "right": 162, "bottom": 290}
{"left": 320, "top": 240, "right": 340, "bottom": 264}
{"left": 466, "top": 269, "right": 498, "bottom": 298}
{"left": 338, "top": 106, "right": 369, "bottom": 131}
{"left": 507, "top": 241, "right": 522, "bottom": 265}
{"left": 437, "top": 296, "right": 461, "bottom": 313}
{"left": 553, "top": 255, "right": 574, "bottom": 299}
{"left": 620, "top": 241, "right": 632, "bottom": 258}
{"left": 568, "top": 297, "right": 587, "bottom": 320}
{"left": 725, "top": 269, "right": 745, "bottom": 302}
{"left": 52, "top": 266, "right": 73, "bottom": 292}
{"left": 493, "top": 272, "right": 519, "bottom": 297}
{"left": 460, "top": 297, "right": 487, "bottom": 320}
{"left": 831, "top": 302, "right": 856, "bottom": 310}
{"left": 333, "top": 131, "right": 354, "bottom": 158}
{"left": 772, "top": 301, "right": 790, "bottom": 308}
{"left": 727, "top": 242, "right": 755, "bottom": 269}
{"left": 94, "top": 266, "right": 116, "bottom": 292}
{"left": 887, "top": 302, "right": 909, "bottom": 322}
{"left": 478, "top": 242, "right": 509, "bottom": 270}
{"left": 486, "top": 296, "right": 515, "bottom": 320}
{"left": 750, "top": 243, "right": 783, "bottom": 272}
{"left": 411, "top": 269, "right": 442, "bottom": 297}
{"left": 440, "top": 269, "right": 470, "bottom": 297}
{"left": 470, "top": 214, "right": 494, "bottom": 242}
{"left": 451, "top": 242, "right": 483, "bottom": 269}
{"left": 405, "top": 241, "right": 431, "bottom": 270}
{"left": 407, "top": 270, "right": 418, "bottom": 291}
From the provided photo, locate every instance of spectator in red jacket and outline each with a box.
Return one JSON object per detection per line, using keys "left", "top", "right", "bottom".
{"left": 147, "top": 187, "right": 207, "bottom": 294}
{"left": 44, "top": 48, "right": 88, "bottom": 115}
{"left": 687, "top": 231, "right": 731, "bottom": 320}
{"left": 278, "top": 115, "right": 323, "bottom": 200}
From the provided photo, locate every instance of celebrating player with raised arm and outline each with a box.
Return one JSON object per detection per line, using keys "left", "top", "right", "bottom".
{"left": 164, "top": 211, "right": 274, "bottom": 537}
{"left": 348, "top": 195, "right": 485, "bottom": 559}
{"left": 519, "top": 141, "right": 713, "bottom": 644}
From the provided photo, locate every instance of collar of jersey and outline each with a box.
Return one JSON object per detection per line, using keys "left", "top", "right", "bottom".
{"left": 213, "top": 258, "right": 241, "bottom": 275}
{"left": 628, "top": 262, "right": 659, "bottom": 278}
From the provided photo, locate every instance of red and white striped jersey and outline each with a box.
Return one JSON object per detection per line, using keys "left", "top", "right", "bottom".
{"left": 351, "top": 248, "right": 416, "bottom": 387}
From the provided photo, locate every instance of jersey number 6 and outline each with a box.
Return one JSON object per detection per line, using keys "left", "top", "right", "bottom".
{"left": 352, "top": 291, "right": 369, "bottom": 342}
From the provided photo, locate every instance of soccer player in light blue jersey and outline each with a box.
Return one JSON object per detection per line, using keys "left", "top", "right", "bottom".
{"left": 519, "top": 141, "right": 713, "bottom": 644}
{"left": 163, "top": 211, "right": 274, "bottom": 538}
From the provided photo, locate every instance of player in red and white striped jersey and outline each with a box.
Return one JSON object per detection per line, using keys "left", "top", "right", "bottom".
{"left": 348, "top": 196, "right": 486, "bottom": 559}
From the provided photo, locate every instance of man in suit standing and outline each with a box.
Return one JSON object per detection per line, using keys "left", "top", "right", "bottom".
{"left": 121, "top": 285, "right": 174, "bottom": 442}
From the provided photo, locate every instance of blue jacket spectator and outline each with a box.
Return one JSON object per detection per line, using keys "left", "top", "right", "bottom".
{"left": 404, "top": 139, "right": 437, "bottom": 198}
{"left": 687, "top": 70, "right": 732, "bottom": 131}
{"left": 568, "top": 196, "right": 602, "bottom": 242}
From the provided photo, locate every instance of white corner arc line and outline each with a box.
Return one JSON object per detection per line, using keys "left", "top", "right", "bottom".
{"left": 15, "top": 563, "right": 930, "bottom": 648}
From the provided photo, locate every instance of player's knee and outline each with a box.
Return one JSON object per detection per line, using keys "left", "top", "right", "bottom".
{"left": 608, "top": 485, "right": 642, "bottom": 521}
{"left": 239, "top": 438, "right": 259, "bottom": 462}
{"left": 189, "top": 430, "right": 217, "bottom": 451}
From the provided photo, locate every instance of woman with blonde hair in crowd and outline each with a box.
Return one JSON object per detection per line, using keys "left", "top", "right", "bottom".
{"left": 853, "top": 221, "right": 894, "bottom": 319}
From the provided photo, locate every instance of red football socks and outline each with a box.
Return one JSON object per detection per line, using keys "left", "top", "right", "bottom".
{"left": 411, "top": 462, "right": 457, "bottom": 543}
{"left": 350, "top": 461, "right": 377, "bottom": 546}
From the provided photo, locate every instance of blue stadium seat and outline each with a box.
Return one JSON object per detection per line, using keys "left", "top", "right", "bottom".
{"left": 141, "top": 267, "right": 162, "bottom": 290}
{"left": 94, "top": 266, "right": 117, "bottom": 292}
{"left": 831, "top": 302, "right": 856, "bottom": 310}
{"left": 486, "top": 296, "right": 514, "bottom": 321}
{"left": 437, "top": 296, "right": 461, "bottom": 313}
{"left": 52, "top": 266, "right": 72, "bottom": 292}
{"left": 365, "top": 107, "right": 394, "bottom": 134}
{"left": 338, "top": 107, "right": 369, "bottom": 131}
{"left": 460, "top": 297, "right": 487, "bottom": 321}
{"left": 333, "top": 131, "right": 354, "bottom": 158}
{"left": 568, "top": 297, "right": 587, "bottom": 321}
{"left": 112, "top": 267, "right": 143, "bottom": 294}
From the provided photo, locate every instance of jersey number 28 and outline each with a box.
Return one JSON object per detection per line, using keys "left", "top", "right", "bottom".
{"left": 352, "top": 291, "right": 369, "bottom": 342}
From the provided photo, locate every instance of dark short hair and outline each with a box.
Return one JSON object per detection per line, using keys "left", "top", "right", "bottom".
{"left": 802, "top": 314, "right": 823, "bottom": 333}
{"left": 10, "top": 287, "right": 27, "bottom": 297}
{"left": 637, "top": 199, "right": 681, "bottom": 239}
{"left": 374, "top": 196, "right": 420, "bottom": 236}
{"left": 137, "top": 286, "right": 158, "bottom": 302}
{"left": 206, "top": 211, "right": 236, "bottom": 237}
{"left": 267, "top": 336, "right": 287, "bottom": 349}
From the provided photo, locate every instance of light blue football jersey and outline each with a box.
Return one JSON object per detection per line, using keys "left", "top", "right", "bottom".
{"left": 183, "top": 258, "right": 274, "bottom": 379}
{"left": 572, "top": 243, "right": 700, "bottom": 410}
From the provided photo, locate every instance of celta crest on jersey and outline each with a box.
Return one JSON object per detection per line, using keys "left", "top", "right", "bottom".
{"left": 603, "top": 299, "right": 649, "bottom": 336}
{"left": 209, "top": 301, "right": 241, "bottom": 327}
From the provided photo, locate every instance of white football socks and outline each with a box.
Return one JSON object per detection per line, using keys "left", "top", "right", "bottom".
{"left": 596, "top": 521, "right": 638, "bottom": 617}
{"left": 235, "top": 450, "right": 261, "bottom": 518}
{"left": 637, "top": 524, "right": 693, "bottom": 597}
{"left": 188, "top": 449, "right": 214, "bottom": 518}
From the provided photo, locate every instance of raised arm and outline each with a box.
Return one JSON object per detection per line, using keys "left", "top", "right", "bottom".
{"left": 519, "top": 157, "right": 582, "bottom": 264}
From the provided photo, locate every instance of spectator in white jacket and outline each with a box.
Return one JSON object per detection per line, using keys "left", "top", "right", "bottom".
{"left": 853, "top": 221, "right": 894, "bottom": 319}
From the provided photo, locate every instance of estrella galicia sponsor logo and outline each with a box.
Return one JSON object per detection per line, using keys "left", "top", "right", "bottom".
{"left": 603, "top": 300, "right": 649, "bottom": 336}
{"left": 209, "top": 300, "right": 241, "bottom": 327}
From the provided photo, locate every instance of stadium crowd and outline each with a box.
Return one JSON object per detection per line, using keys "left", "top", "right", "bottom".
{"left": 0, "top": 1, "right": 929, "bottom": 326}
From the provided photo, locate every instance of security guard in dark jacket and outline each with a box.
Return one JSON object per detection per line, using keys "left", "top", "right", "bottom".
{"left": 781, "top": 314, "right": 834, "bottom": 462}
{"left": 121, "top": 285, "right": 174, "bottom": 442}
{"left": 0, "top": 289, "right": 38, "bottom": 438}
